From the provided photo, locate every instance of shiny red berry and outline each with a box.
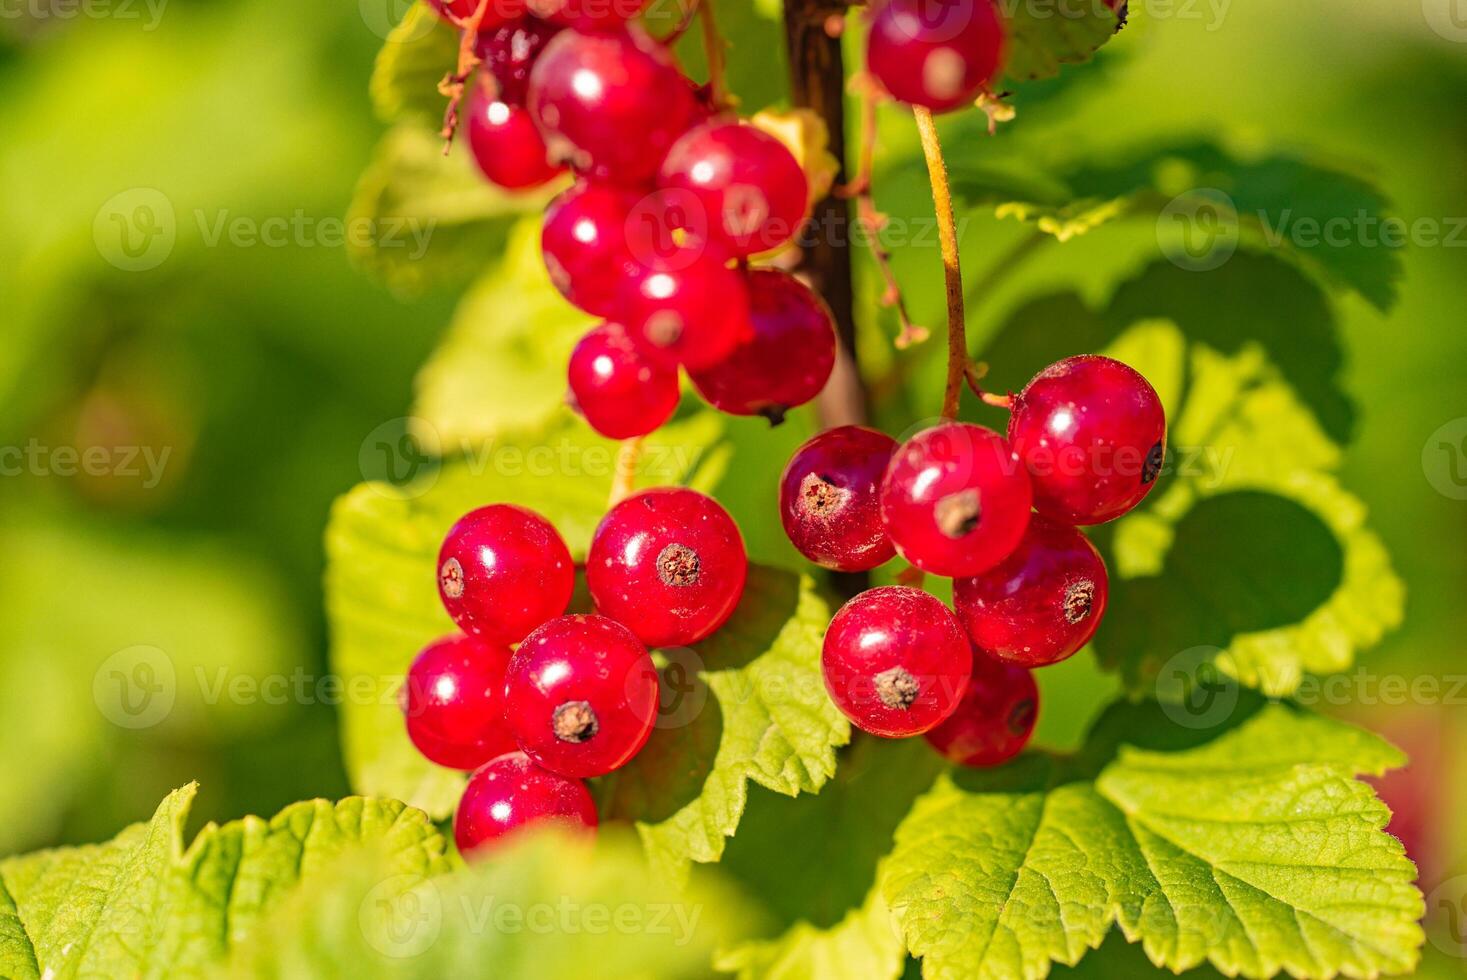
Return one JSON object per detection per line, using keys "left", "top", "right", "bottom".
{"left": 542, "top": 181, "right": 643, "bottom": 317}
{"left": 822, "top": 586, "right": 971, "bottom": 737}
{"left": 454, "top": 751, "right": 598, "bottom": 856}
{"left": 438, "top": 504, "right": 575, "bottom": 644}
{"left": 924, "top": 652, "right": 1037, "bottom": 766}
{"left": 880, "top": 422, "right": 1032, "bottom": 577}
{"left": 400, "top": 634, "right": 517, "bottom": 770}
{"left": 568, "top": 322, "right": 681, "bottom": 438}
{"left": 779, "top": 426, "right": 897, "bottom": 572}
{"left": 478, "top": 16, "right": 564, "bottom": 106}
{"left": 686, "top": 269, "right": 835, "bottom": 421}
{"left": 1007, "top": 355, "right": 1167, "bottom": 525}
{"left": 657, "top": 121, "right": 809, "bottom": 257}
{"left": 429, "top": 0, "right": 523, "bottom": 29}
{"left": 953, "top": 516, "right": 1109, "bottom": 667}
{"left": 617, "top": 242, "right": 752, "bottom": 369}
{"left": 504, "top": 615, "right": 660, "bottom": 777}
{"left": 527, "top": 27, "right": 698, "bottom": 183}
{"left": 587, "top": 487, "right": 748, "bottom": 647}
{"left": 464, "top": 89, "right": 563, "bottom": 190}
{"left": 866, "top": 0, "right": 1005, "bottom": 113}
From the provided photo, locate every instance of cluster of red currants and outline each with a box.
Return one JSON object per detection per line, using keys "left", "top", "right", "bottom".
{"left": 400, "top": 486, "right": 747, "bottom": 855}
{"left": 435, "top": 0, "right": 843, "bottom": 434}
{"left": 783, "top": 355, "right": 1166, "bottom": 765}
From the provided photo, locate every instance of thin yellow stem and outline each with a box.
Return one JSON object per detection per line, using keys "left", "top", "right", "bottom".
{"left": 609, "top": 437, "right": 644, "bottom": 507}
{"left": 913, "top": 105, "right": 966, "bottom": 421}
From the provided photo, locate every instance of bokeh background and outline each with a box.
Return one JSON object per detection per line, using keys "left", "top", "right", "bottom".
{"left": 0, "top": 0, "right": 1462, "bottom": 975}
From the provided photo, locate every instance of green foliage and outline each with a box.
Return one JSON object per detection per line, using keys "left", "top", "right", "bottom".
{"left": 0, "top": 785, "right": 449, "bottom": 979}
{"left": 882, "top": 702, "right": 1421, "bottom": 980}
{"left": 998, "top": 0, "right": 1121, "bottom": 86}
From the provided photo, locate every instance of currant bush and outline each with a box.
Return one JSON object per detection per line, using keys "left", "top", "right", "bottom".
{"left": 587, "top": 487, "right": 748, "bottom": 647}
{"left": 924, "top": 652, "right": 1038, "bottom": 767}
{"left": 454, "top": 750, "right": 598, "bottom": 856}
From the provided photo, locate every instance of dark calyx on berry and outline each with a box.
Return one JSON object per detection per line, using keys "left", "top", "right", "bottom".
{"left": 552, "top": 700, "right": 599, "bottom": 743}
{"left": 799, "top": 472, "right": 847, "bottom": 517}
{"left": 1063, "top": 580, "right": 1096, "bottom": 624}
{"left": 440, "top": 557, "right": 465, "bottom": 598}
{"left": 656, "top": 543, "right": 701, "bottom": 586}
{"left": 934, "top": 488, "right": 981, "bottom": 539}
{"left": 873, "top": 667, "right": 920, "bottom": 710}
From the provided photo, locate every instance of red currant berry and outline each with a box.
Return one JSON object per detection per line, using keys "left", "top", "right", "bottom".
{"left": 478, "top": 16, "right": 564, "bottom": 106}
{"left": 542, "top": 181, "right": 643, "bottom": 317}
{"left": 504, "top": 615, "right": 660, "bottom": 777}
{"left": 527, "top": 27, "right": 698, "bottom": 183}
{"left": 587, "top": 487, "right": 748, "bottom": 647}
{"left": 821, "top": 586, "right": 971, "bottom": 738}
{"left": 924, "top": 652, "right": 1037, "bottom": 767}
{"left": 1007, "top": 355, "right": 1167, "bottom": 525}
{"left": 618, "top": 242, "right": 752, "bottom": 370}
{"left": 429, "top": 0, "right": 523, "bottom": 29}
{"left": 779, "top": 426, "right": 897, "bottom": 572}
{"left": 401, "top": 634, "right": 517, "bottom": 770}
{"left": 465, "top": 88, "right": 563, "bottom": 190}
{"left": 686, "top": 269, "right": 835, "bottom": 422}
{"left": 568, "top": 322, "right": 681, "bottom": 438}
{"left": 454, "top": 751, "right": 598, "bottom": 856}
{"left": 866, "top": 0, "right": 1004, "bottom": 113}
{"left": 880, "top": 422, "right": 1032, "bottom": 577}
{"left": 657, "top": 121, "right": 809, "bottom": 257}
{"left": 528, "top": 0, "right": 646, "bottom": 30}
{"left": 953, "top": 516, "right": 1108, "bottom": 667}
{"left": 438, "top": 504, "right": 575, "bottom": 644}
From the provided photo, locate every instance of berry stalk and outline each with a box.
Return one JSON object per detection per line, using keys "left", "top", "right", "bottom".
{"left": 912, "top": 105, "right": 967, "bottom": 421}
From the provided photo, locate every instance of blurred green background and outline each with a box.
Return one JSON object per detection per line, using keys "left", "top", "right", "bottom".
{"left": 0, "top": 0, "right": 1462, "bottom": 974}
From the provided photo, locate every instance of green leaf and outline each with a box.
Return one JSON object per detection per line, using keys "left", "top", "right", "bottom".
{"left": 369, "top": 2, "right": 459, "bottom": 125}
{"left": 1091, "top": 322, "right": 1403, "bottom": 696}
{"left": 880, "top": 701, "right": 1423, "bottom": 980}
{"left": 716, "top": 888, "right": 905, "bottom": 980}
{"left": 599, "top": 566, "right": 850, "bottom": 886}
{"left": 952, "top": 141, "right": 1401, "bottom": 312}
{"left": 0, "top": 785, "right": 450, "bottom": 979}
{"left": 998, "top": 0, "right": 1121, "bottom": 86}
{"left": 215, "top": 827, "right": 755, "bottom": 979}
{"left": 411, "top": 218, "right": 595, "bottom": 447}
{"left": 345, "top": 124, "right": 553, "bottom": 293}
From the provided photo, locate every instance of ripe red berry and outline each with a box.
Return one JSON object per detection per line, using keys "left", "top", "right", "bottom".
{"left": 438, "top": 504, "right": 575, "bottom": 644}
{"left": 542, "top": 181, "right": 643, "bottom": 317}
{"left": 821, "top": 586, "right": 971, "bottom": 737}
{"left": 454, "top": 751, "right": 598, "bottom": 856}
{"left": 478, "top": 16, "right": 564, "bottom": 106}
{"left": 587, "top": 487, "right": 748, "bottom": 647}
{"left": 1007, "top": 355, "right": 1167, "bottom": 525}
{"left": 924, "top": 652, "right": 1037, "bottom": 767}
{"left": 618, "top": 242, "right": 752, "bottom": 370}
{"left": 952, "top": 516, "right": 1109, "bottom": 667}
{"left": 657, "top": 121, "right": 809, "bottom": 258}
{"left": 866, "top": 0, "right": 1004, "bottom": 113}
{"left": 429, "top": 0, "right": 523, "bottom": 28}
{"left": 401, "top": 634, "right": 518, "bottom": 770}
{"left": 686, "top": 269, "right": 835, "bottom": 422}
{"left": 779, "top": 426, "right": 897, "bottom": 572}
{"left": 527, "top": 27, "right": 698, "bottom": 183}
{"left": 528, "top": 0, "right": 647, "bottom": 30}
{"left": 568, "top": 322, "right": 681, "bottom": 439}
{"left": 504, "top": 615, "right": 660, "bottom": 777}
{"left": 880, "top": 422, "right": 1032, "bottom": 577}
{"left": 464, "top": 89, "right": 563, "bottom": 190}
